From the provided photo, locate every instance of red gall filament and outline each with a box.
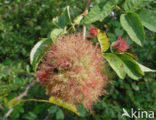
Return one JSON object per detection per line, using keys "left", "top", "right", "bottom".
{"left": 36, "top": 33, "right": 108, "bottom": 112}
{"left": 113, "top": 35, "right": 129, "bottom": 52}
{"left": 89, "top": 26, "right": 98, "bottom": 37}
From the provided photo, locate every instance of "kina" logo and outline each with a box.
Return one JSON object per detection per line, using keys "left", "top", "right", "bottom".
{"left": 122, "top": 108, "right": 155, "bottom": 119}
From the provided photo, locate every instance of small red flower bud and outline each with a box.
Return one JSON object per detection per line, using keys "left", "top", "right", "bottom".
{"left": 89, "top": 26, "right": 98, "bottom": 37}
{"left": 113, "top": 35, "right": 129, "bottom": 52}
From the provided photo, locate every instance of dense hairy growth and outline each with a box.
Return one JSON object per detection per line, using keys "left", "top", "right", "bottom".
{"left": 113, "top": 35, "right": 129, "bottom": 52}
{"left": 37, "top": 33, "right": 108, "bottom": 111}
{"left": 89, "top": 26, "right": 98, "bottom": 37}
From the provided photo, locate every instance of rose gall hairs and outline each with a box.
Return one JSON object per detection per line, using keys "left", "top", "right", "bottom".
{"left": 113, "top": 35, "right": 129, "bottom": 52}
{"left": 89, "top": 26, "right": 98, "bottom": 37}
{"left": 37, "top": 33, "right": 108, "bottom": 111}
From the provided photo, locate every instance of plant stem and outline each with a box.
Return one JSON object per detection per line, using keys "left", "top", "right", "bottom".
{"left": 82, "top": 0, "right": 91, "bottom": 40}
{"left": 2, "top": 81, "right": 37, "bottom": 120}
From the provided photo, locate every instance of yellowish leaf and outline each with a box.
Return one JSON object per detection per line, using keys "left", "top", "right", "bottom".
{"left": 8, "top": 97, "right": 80, "bottom": 116}
{"left": 126, "top": 49, "right": 138, "bottom": 60}
{"left": 4, "top": 97, "right": 8, "bottom": 104}
{"left": 49, "top": 96, "right": 80, "bottom": 116}
{"left": 7, "top": 98, "right": 21, "bottom": 108}
{"left": 97, "top": 29, "right": 110, "bottom": 52}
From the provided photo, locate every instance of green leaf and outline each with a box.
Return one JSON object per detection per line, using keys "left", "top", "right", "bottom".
{"left": 48, "top": 105, "right": 58, "bottom": 114}
{"left": 77, "top": 105, "right": 88, "bottom": 117}
{"left": 49, "top": 97, "right": 80, "bottom": 116}
{"left": 84, "top": 0, "right": 121, "bottom": 24}
{"left": 53, "top": 6, "right": 71, "bottom": 28}
{"left": 136, "top": 62, "right": 156, "bottom": 74}
{"left": 132, "top": 83, "right": 139, "bottom": 91}
{"left": 123, "top": 0, "right": 153, "bottom": 12}
{"left": 50, "top": 28, "right": 64, "bottom": 43}
{"left": 103, "top": 53, "right": 126, "bottom": 79}
{"left": 103, "top": 53, "right": 143, "bottom": 80}
{"left": 30, "top": 28, "right": 63, "bottom": 71}
{"left": 117, "top": 54, "right": 143, "bottom": 80}
{"left": 120, "top": 12, "right": 145, "bottom": 46}
{"left": 30, "top": 38, "right": 51, "bottom": 71}
{"left": 56, "top": 109, "right": 64, "bottom": 120}
{"left": 73, "top": 14, "right": 84, "bottom": 25}
{"left": 137, "top": 9, "right": 156, "bottom": 32}
{"left": 97, "top": 29, "right": 110, "bottom": 52}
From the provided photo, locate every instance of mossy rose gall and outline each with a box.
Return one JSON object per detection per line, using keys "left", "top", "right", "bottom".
{"left": 113, "top": 35, "right": 129, "bottom": 52}
{"left": 37, "top": 33, "right": 108, "bottom": 111}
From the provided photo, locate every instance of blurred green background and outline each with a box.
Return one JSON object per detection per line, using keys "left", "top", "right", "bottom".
{"left": 0, "top": 0, "right": 156, "bottom": 120}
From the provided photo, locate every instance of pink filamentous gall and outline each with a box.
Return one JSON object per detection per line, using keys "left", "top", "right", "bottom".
{"left": 36, "top": 33, "right": 108, "bottom": 111}
{"left": 113, "top": 35, "right": 129, "bottom": 52}
{"left": 89, "top": 26, "right": 98, "bottom": 37}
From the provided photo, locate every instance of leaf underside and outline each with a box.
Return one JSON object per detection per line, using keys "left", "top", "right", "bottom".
{"left": 120, "top": 12, "right": 145, "bottom": 46}
{"left": 84, "top": 0, "right": 121, "bottom": 24}
{"left": 30, "top": 38, "right": 51, "bottom": 71}
{"left": 103, "top": 53, "right": 143, "bottom": 80}
{"left": 123, "top": 0, "right": 153, "bottom": 12}
{"left": 138, "top": 9, "right": 156, "bottom": 32}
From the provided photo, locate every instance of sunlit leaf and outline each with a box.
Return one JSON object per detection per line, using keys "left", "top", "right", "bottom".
{"left": 30, "top": 28, "right": 63, "bottom": 71}
{"left": 97, "top": 29, "right": 110, "bottom": 52}
{"left": 50, "top": 28, "right": 64, "bottom": 43}
{"left": 136, "top": 62, "right": 156, "bottom": 74}
{"left": 30, "top": 38, "right": 51, "bottom": 71}
{"left": 73, "top": 14, "right": 84, "bottom": 25}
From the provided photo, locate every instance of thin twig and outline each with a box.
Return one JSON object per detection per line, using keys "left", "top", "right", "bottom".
{"left": 43, "top": 113, "right": 51, "bottom": 120}
{"left": 2, "top": 81, "right": 37, "bottom": 120}
{"left": 83, "top": 0, "right": 91, "bottom": 16}
{"left": 116, "top": 5, "right": 125, "bottom": 13}
{"left": 83, "top": 25, "right": 86, "bottom": 40}
{"left": 0, "top": 105, "right": 4, "bottom": 110}
{"left": 16, "top": 81, "right": 36, "bottom": 99}
{"left": 82, "top": 0, "right": 91, "bottom": 40}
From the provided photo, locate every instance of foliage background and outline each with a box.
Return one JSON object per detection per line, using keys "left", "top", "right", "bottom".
{"left": 0, "top": 0, "right": 156, "bottom": 120}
